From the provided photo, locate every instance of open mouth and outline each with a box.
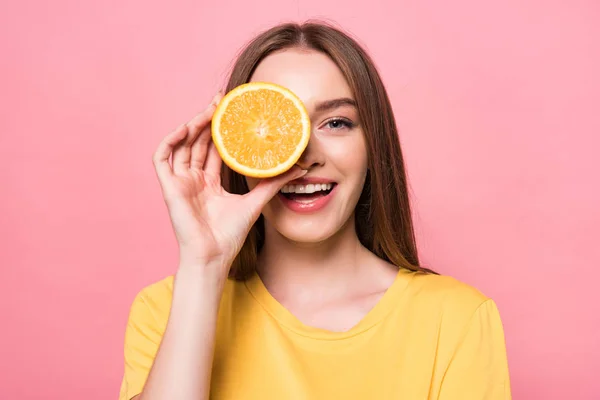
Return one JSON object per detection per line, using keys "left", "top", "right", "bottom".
{"left": 279, "top": 183, "right": 337, "bottom": 202}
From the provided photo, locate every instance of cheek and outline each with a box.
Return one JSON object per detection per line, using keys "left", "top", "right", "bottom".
{"left": 334, "top": 134, "right": 368, "bottom": 179}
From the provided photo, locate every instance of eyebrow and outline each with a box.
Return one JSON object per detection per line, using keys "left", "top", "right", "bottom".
{"left": 314, "top": 97, "right": 357, "bottom": 113}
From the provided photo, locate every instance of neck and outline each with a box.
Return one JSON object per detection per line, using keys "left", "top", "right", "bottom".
{"left": 257, "top": 215, "right": 369, "bottom": 295}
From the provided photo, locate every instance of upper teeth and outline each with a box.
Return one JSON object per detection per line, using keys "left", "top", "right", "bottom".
{"left": 280, "top": 183, "right": 333, "bottom": 194}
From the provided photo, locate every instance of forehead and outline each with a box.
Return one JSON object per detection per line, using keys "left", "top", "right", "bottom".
{"left": 250, "top": 48, "right": 353, "bottom": 108}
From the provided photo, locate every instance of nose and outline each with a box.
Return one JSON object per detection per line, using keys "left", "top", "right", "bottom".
{"left": 295, "top": 134, "right": 325, "bottom": 171}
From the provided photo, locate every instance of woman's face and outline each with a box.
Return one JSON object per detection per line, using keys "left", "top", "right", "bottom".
{"left": 247, "top": 48, "right": 368, "bottom": 243}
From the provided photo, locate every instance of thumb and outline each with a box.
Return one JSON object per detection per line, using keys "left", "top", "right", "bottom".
{"left": 242, "top": 166, "right": 308, "bottom": 218}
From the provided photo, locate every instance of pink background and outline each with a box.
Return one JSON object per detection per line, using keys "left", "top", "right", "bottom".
{"left": 1, "top": 0, "right": 599, "bottom": 398}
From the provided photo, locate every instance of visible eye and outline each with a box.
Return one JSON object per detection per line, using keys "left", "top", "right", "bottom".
{"left": 323, "top": 117, "right": 355, "bottom": 131}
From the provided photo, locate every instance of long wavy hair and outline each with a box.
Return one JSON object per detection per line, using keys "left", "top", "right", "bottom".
{"left": 221, "top": 21, "right": 433, "bottom": 280}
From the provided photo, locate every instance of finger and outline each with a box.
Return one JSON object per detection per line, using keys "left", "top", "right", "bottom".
{"left": 153, "top": 124, "right": 189, "bottom": 183}
{"left": 243, "top": 166, "right": 308, "bottom": 217}
{"left": 204, "top": 141, "right": 223, "bottom": 179}
{"left": 190, "top": 125, "right": 211, "bottom": 171}
{"left": 172, "top": 111, "right": 211, "bottom": 175}
{"left": 191, "top": 92, "right": 223, "bottom": 171}
{"left": 173, "top": 94, "right": 221, "bottom": 175}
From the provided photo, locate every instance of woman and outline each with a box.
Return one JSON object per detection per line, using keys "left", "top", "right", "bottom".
{"left": 119, "top": 21, "right": 511, "bottom": 400}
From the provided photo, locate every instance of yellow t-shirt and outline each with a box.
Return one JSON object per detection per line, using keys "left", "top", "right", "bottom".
{"left": 119, "top": 269, "right": 511, "bottom": 399}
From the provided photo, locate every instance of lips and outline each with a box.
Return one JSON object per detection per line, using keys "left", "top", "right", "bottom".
{"left": 277, "top": 178, "right": 337, "bottom": 213}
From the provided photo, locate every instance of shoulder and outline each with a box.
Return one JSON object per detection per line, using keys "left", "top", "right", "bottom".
{"left": 401, "top": 271, "right": 500, "bottom": 333}
{"left": 405, "top": 274, "right": 512, "bottom": 397}
{"left": 124, "top": 276, "right": 175, "bottom": 336}
{"left": 393, "top": 271, "right": 507, "bottom": 362}
{"left": 134, "top": 275, "right": 175, "bottom": 308}
{"left": 407, "top": 271, "right": 490, "bottom": 312}
{"left": 126, "top": 275, "right": 240, "bottom": 326}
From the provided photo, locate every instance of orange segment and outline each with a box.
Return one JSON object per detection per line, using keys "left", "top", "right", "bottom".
{"left": 211, "top": 82, "right": 311, "bottom": 178}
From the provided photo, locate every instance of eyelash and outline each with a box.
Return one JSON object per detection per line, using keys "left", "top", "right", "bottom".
{"left": 323, "top": 117, "right": 355, "bottom": 131}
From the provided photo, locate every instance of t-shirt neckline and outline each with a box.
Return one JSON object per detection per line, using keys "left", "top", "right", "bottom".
{"left": 243, "top": 267, "right": 415, "bottom": 341}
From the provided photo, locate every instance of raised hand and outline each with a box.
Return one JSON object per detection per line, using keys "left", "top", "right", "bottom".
{"left": 152, "top": 93, "right": 306, "bottom": 274}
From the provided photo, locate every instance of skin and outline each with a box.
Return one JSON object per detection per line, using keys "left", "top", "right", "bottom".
{"left": 248, "top": 49, "right": 399, "bottom": 332}
{"left": 135, "top": 48, "right": 398, "bottom": 400}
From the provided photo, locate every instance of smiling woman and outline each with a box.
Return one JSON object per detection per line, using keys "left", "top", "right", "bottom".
{"left": 242, "top": 48, "right": 372, "bottom": 251}
{"left": 119, "top": 21, "right": 512, "bottom": 400}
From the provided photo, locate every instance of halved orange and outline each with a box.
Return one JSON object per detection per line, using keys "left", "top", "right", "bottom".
{"left": 211, "top": 82, "right": 311, "bottom": 178}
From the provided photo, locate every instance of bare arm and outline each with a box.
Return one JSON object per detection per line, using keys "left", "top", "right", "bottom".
{"left": 137, "top": 268, "right": 224, "bottom": 399}
{"left": 129, "top": 94, "right": 305, "bottom": 400}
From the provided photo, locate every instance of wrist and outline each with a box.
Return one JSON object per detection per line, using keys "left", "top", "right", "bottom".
{"left": 175, "top": 261, "right": 229, "bottom": 295}
{"left": 178, "top": 246, "right": 232, "bottom": 272}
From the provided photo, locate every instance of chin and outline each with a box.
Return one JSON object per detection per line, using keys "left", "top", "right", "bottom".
{"left": 269, "top": 215, "right": 341, "bottom": 244}
{"left": 262, "top": 197, "right": 356, "bottom": 245}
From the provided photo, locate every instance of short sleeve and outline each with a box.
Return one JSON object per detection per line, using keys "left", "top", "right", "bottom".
{"left": 438, "top": 299, "right": 512, "bottom": 399}
{"left": 118, "top": 290, "right": 166, "bottom": 400}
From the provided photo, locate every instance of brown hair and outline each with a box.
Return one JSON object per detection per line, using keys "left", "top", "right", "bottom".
{"left": 222, "top": 21, "right": 434, "bottom": 279}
